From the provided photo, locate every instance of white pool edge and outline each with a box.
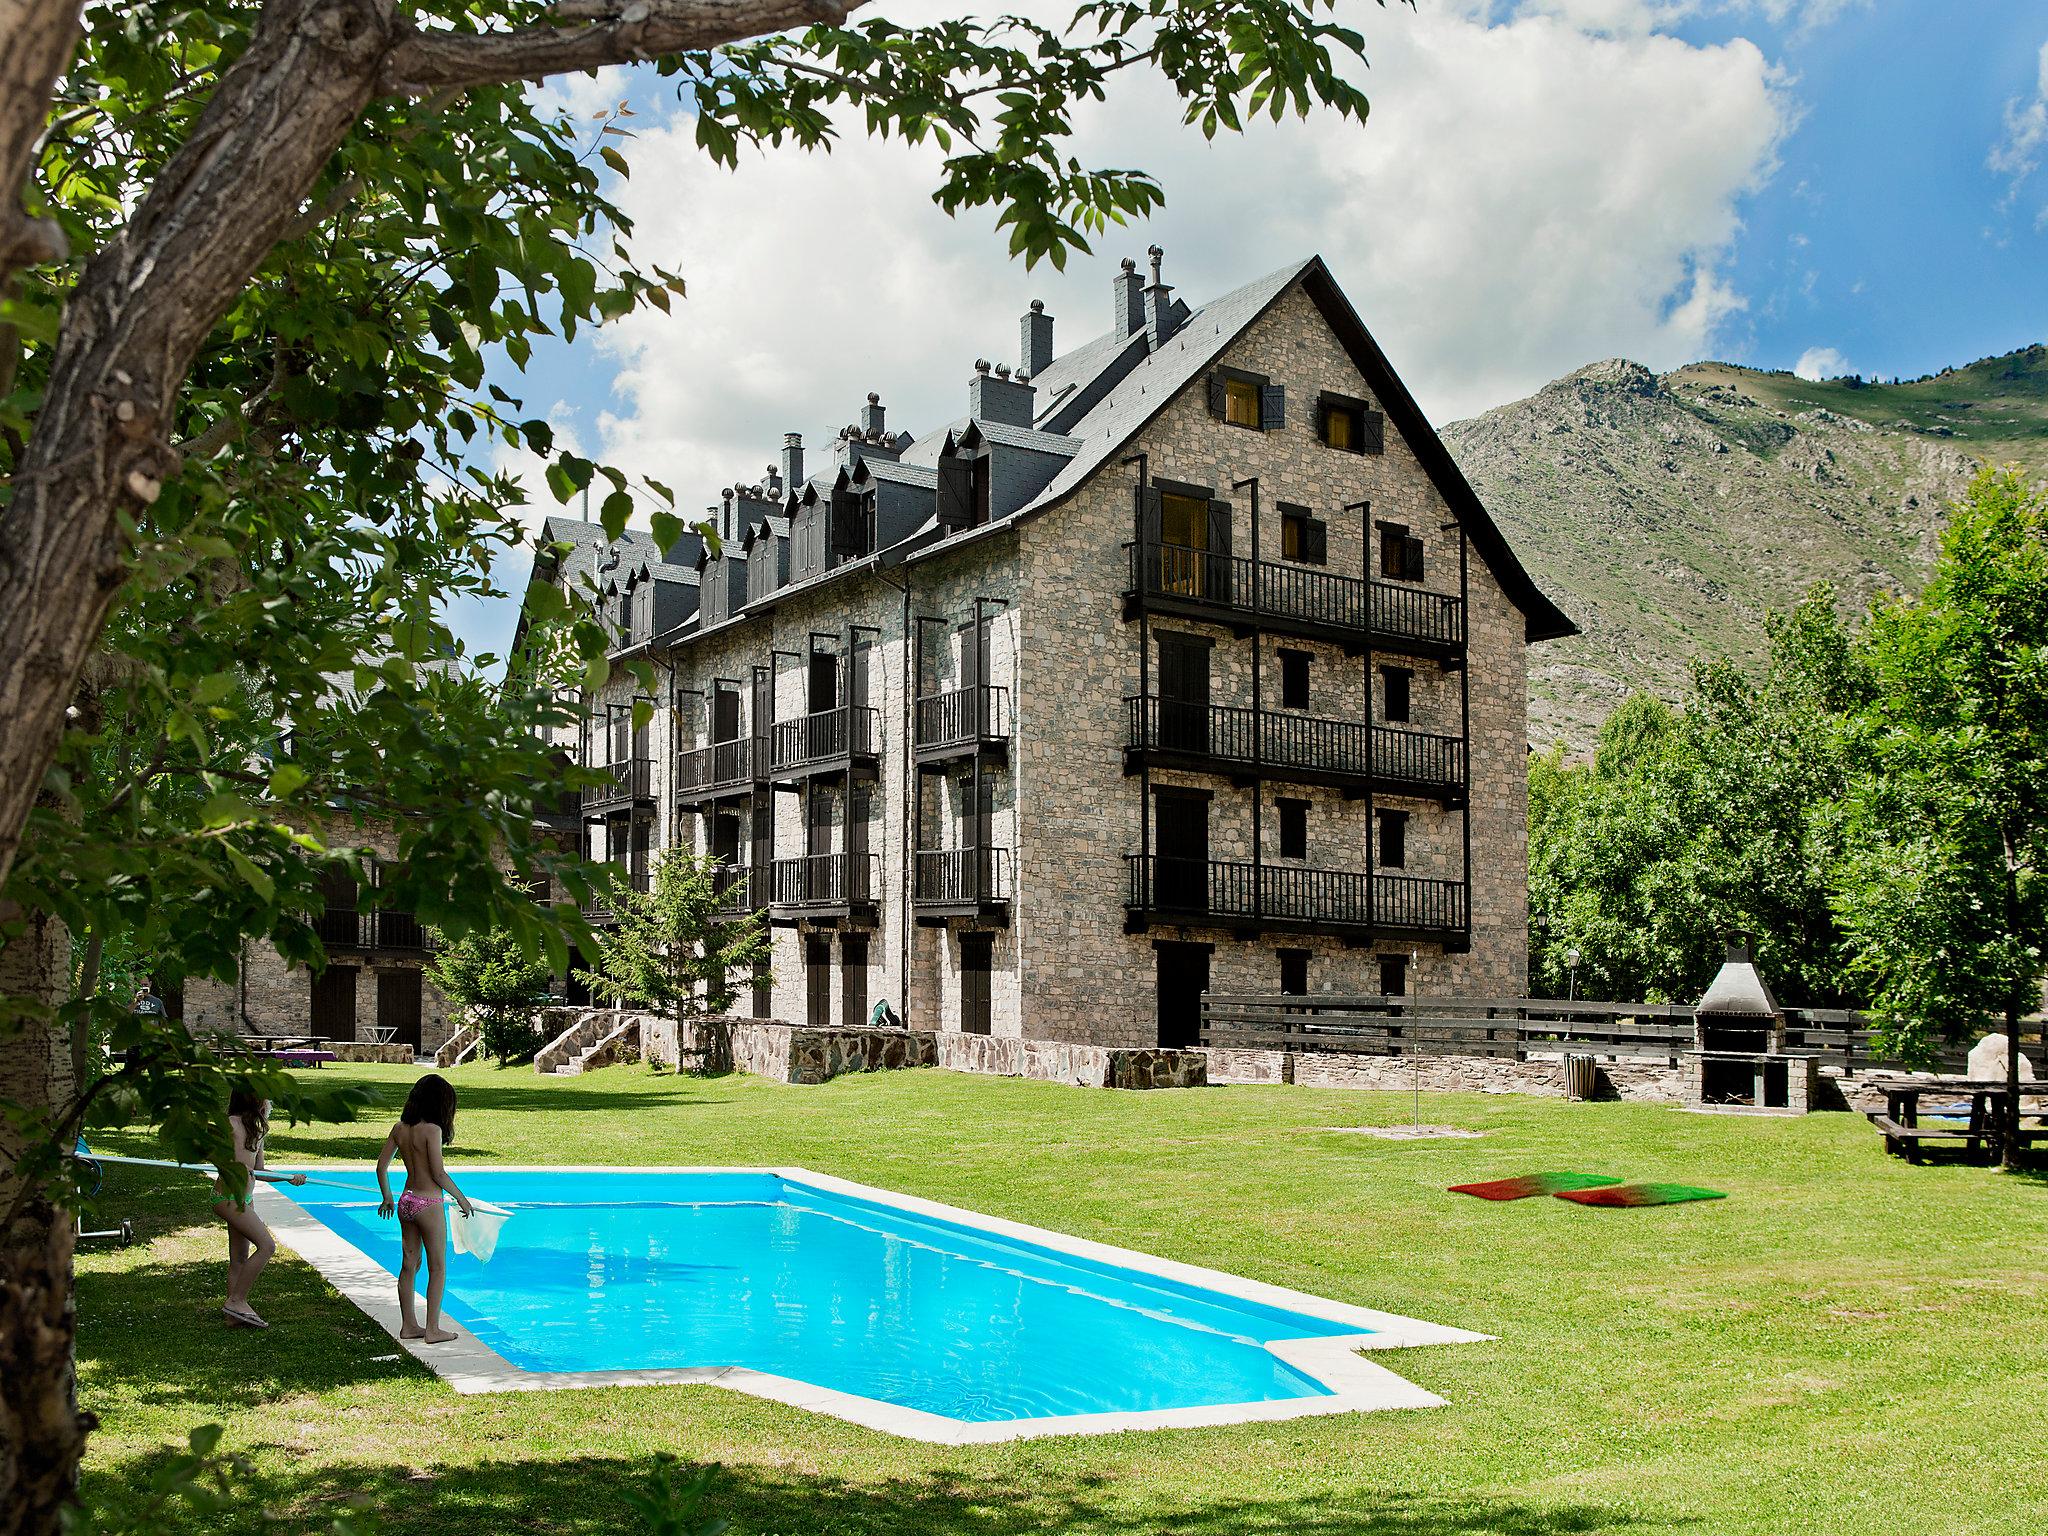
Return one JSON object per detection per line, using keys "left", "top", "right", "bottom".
{"left": 255, "top": 1164, "right": 1489, "bottom": 1444}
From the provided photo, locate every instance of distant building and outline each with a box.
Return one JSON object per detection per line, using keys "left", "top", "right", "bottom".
{"left": 531, "top": 252, "right": 1574, "bottom": 1047}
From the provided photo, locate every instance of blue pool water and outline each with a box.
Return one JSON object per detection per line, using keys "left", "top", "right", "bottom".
{"left": 281, "top": 1169, "right": 1358, "bottom": 1421}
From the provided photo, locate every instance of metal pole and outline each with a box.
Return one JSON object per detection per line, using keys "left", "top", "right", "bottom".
{"left": 1124, "top": 456, "right": 1152, "bottom": 908}
{"left": 1235, "top": 477, "right": 1261, "bottom": 921}
{"left": 1347, "top": 499, "right": 1375, "bottom": 941}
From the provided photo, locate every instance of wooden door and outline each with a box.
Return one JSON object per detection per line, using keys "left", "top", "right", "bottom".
{"left": 960, "top": 933, "right": 993, "bottom": 1035}
{"left": 1156, "top": 635, "right": 1210, "bottom": 753}
{"left": 1155, "top": 942, "right": 1209, "bottom": 1049}
{"left": 1153, "top": 790, "right": 1210, "bottom": 913}
{"left": 712, "top": 686, "right": 741, "bottom": 742}
{"left": 377, "top": 967, "right": 423, "bottom": 1052}
{"left": 840, "top": 933, "right": 869, "bottom": 1028}
{"left": 805, "top": 936, "right": 831, "bottom": 1028}
{"left": 310, "top": 965, "right": 357, "bottom": 1042}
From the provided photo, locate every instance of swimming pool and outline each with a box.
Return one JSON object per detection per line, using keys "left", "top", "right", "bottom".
{"left": 265, "top": 1166, "right": 1482, "bottom": 1441}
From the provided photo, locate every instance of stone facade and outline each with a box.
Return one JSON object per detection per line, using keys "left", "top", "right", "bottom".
{"left": 184, "top": 816, "right": 455, "bottom": 1059}
{"left": 1280, "top": 1050, "right": 1684, "bottom": 1103}
{"left": 544, "top": 257, "right": 1568, "bottom": 1056}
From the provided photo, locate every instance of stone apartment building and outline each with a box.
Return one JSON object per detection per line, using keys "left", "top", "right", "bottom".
{"left": 534, "top": 252, "right": 1574, "bottom": 1048}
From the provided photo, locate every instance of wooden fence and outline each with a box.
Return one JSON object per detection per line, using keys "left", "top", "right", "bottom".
{"left": 1199, "top": 994, "right": 2047, "bottom": 1075}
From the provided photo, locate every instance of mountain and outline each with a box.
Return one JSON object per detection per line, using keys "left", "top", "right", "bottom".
{"left": 1444, "top": 344, "right": 2048, "bottom": 750}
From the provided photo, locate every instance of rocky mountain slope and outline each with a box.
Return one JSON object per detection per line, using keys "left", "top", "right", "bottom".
{"left": 1443, "top": 345, "right": 2048, "bottom": 749}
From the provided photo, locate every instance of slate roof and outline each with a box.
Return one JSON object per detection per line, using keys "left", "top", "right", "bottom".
{"left": 536, "top": 254, "right": 1574, "bottom": 649}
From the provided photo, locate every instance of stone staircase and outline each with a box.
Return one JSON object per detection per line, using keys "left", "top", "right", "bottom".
{"left": 534, "top": 1009, "right": 640, "bottom": 1076}
{"left": 434, "top": 1023, "right": 482, "bottom": 1068}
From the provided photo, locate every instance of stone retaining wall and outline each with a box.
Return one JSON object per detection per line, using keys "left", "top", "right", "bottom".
{"left": 324, "top": 1042, "right": 414, "bottom": 1065}
{"left": 635, "top": 1013, "right": 936, "bottom": 1085}
{"left": 1270, "top": 1050, "right": 1686, "bottom": 1103}
{"left": 933, "top": 1033, "right": 1208, "bottom": 1089}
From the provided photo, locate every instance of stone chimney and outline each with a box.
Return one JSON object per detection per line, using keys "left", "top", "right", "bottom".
{"left": 1143, "top": 244, "right": 1178, "bottom": 349}
{"left": 859, "top": 392, "right": 886, "bottom": 439}
{"left": 968, "top": 358, "right": 1036, "bottom": 428}
{"left": 1113, "top": 256, "right": 1144, "bottom": 340}
{"left": 781, "top": 432, "right": 803, "bottom": 493}
{"left": 1021, "top": 298, "right": 1054, "bottom": 377}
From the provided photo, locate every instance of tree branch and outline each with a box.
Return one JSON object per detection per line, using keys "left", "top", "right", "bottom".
{"left": 378, "top": 0, "right": 863, "bottom": 96}
{"left": 0, "top": 0, "right": 86, "bottom": 287}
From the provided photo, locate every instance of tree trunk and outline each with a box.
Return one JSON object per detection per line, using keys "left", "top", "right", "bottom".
{"left": 0, "top": 908, "right": 88, "bottom": 1536}
{"left": 0, "top": 0, "right": 85, "bottom": 282}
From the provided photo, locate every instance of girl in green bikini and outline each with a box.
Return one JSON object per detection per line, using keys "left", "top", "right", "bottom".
{"left": 214, "top": 1088, "right": 306, "bottom": 1329}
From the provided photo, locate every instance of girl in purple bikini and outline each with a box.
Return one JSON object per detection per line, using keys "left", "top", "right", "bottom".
{"left": 375, "top": 1073, "right": 473, "bottom": 1344}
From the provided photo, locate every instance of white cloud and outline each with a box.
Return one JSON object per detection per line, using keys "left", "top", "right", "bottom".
{"left": 569, "top": 1, "right": 1791, "bottom": 514}
{"left": 488, "top": 407, "right": 589, "bottom": 538}
{"left": 1989, "top": 41, "right": 2048, "bottom": 216}
{"left": 1793, "top": 344, "right": 1849, "bottom": 380}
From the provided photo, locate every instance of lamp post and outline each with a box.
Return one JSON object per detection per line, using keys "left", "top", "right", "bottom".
{"left": 1566, "top": 946, "right": 1582, "bottom": 1003}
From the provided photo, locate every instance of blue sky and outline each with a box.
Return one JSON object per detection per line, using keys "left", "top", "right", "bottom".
{"left": 451, "top": 0, "right": 2048, "bottom": 658}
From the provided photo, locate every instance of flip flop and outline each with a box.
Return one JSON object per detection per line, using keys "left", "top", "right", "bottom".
{"left": 223, "top": 1306, "right": 269, "bottom": 1330}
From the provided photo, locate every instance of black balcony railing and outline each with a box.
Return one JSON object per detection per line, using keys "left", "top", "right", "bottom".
{"left": 1126, "top": 541, "right": 1465, "bottom": 650}
{"left": 314, "top": 909, "right": 361, "bottom": 949}
{"left": 1125, "top": 854, "right": 1467, "bottom": 937}
{"left": 582, "top": 756, "right": 655, "bottom": 807}
{"left": 769, "top": 851, "right": 879, "bottom": 910}
{"left": 371, "top": 910, "right": 431, "bottom": 951}
{"left": 769, "top": 705, "right": 880, "bottom": 774}
{"left": 913, "top": 846, "right": 1013, "bottom": 907}
{"left": 915, "top": 685, "right": 1012, "bottom": 753}
{"left": 1124, "top": 697, "right": 1465, "bottom": 793}
{"left": 677, "top": 737, "right": 757, "bottom": 798}
{"left": 711, "top": 863, "right": 758, "bottom": 914}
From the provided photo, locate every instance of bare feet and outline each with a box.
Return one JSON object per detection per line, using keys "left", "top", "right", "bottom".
{"left": 421, "top": 1327, "right": 458, "bottom": 1344}
{"left": 224, "top": 1304, "right": 269, "bottom": 1329}
{"left": 399, "top": 1324, "right": 426, "bottom": 1339}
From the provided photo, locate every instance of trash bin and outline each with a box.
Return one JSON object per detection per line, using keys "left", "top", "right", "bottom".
{"left": 1564, "top": 1053, "right": 1597, "bottom": 1102}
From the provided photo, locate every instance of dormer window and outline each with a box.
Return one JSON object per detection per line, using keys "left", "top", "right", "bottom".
{"left": 937, "top": 428, "right": 992, "bottom": 531}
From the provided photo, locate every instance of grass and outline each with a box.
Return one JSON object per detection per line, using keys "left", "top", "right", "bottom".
{"left": 77, "top": 1063, "right": 2048, "bottom": 1535}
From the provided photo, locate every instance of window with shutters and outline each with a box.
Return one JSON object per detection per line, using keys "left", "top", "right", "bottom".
{"left": 1318, "top": 391, "right": 1384, "bottom": 454}
{"left": 1378, "top": 522, "right": 1425, "bottom": 582}
{"left": 1156, "top": 485, "right": 1220, "bottom": 598}
{"left": 1277, "top": 798, "right": 1309, "bottom": 860}
{"left": 1279, "top": 648, "right": 1310, "bottom": 710}
{"left": 1208, "top": 366, "right": 1281, "bottom": 431}
{"left": 1381, "top": 665, "right": 1412, "bottom": 724}
{"left": 1278, "top": 948, "right": 1310, "bottom": 996}
{"left": 1278, "top": 503, "right": 1327, "bottom": 566}
{"left": 1376, "top": 807, "right": 1409, "bottom": 870}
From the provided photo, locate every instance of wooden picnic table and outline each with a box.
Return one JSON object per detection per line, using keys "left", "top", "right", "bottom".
{"left": 1861, "top": 1075, "right": 2046, "bottom": 1165}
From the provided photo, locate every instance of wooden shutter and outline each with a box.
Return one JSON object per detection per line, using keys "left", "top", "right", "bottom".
{"left": 1403, "top": 534, "right": 1425, "bottom": 582}
{"left": 1136, "top": 485, "right": 1163, "bottom": 544}
{"left": 1207, "top": 371, "right": 1227, "bottom": 418}
{"left": 1259, "top": 383, "right": 1285, "bottom": 431}
{"left": 1302, "top": 517, "right": 1328, "bottom": 566}
{"left": 936, "top": 456, "right": 973, "bottom": 528}
{"left": 1362, "top": 409, "right": 1386, "bottom": 455}
{"left": 1205, "top": 499, "right": 1233, "bottom": 556}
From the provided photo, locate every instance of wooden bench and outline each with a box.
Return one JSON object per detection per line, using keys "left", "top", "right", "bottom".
{"left": 1867, "top": 1111, "right": 1984, "bottom": 1164}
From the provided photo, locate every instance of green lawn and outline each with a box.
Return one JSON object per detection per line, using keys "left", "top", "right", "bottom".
{"left": 77, "top": 1063, "right": 2048, "bottom": 1535}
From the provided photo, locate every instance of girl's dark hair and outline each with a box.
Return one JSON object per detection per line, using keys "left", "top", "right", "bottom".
{"left": 400, "top": 1073, "right": 457, "bottom": 1144}
{"left": 227, "top": 1088, "right": 266, "bottom": 1152}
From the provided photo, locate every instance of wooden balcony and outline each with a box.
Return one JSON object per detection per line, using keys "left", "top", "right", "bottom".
{"left": 914, "top": 685, "right": 1011, "bottom": 769}
{"left": 912, "top": 846, "right": 1012, "bottom": 924}
{"left": 768, "top": 851, "right": 879, "bottom": 924}
{"left": 677, "top": 737, "right": 760, "bottom": 805}
{"left": 582, "top": 756, "right": 655, "bottom": 812}
{"left": 318, "top": 909, "right": 435, "bottom": 952}
{"left": 1124, "top": 854, "right": 1468, "bottom": 945}
{"left": 768, "top": 705, "right": 880, "bottom": 781}
{"left": 1124, "top": 697, "right": 1465, "bottom": 801}
{"left": 1123, "top": 541, "right": 1465, "bottom": 659}
{"left": 710, "top": 863, "right": 764, "bottom": 920}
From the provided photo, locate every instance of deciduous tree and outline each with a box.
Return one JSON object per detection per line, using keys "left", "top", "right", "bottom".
{"left": 0, "top": 5, "right": 1398, "bottom": 1526}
